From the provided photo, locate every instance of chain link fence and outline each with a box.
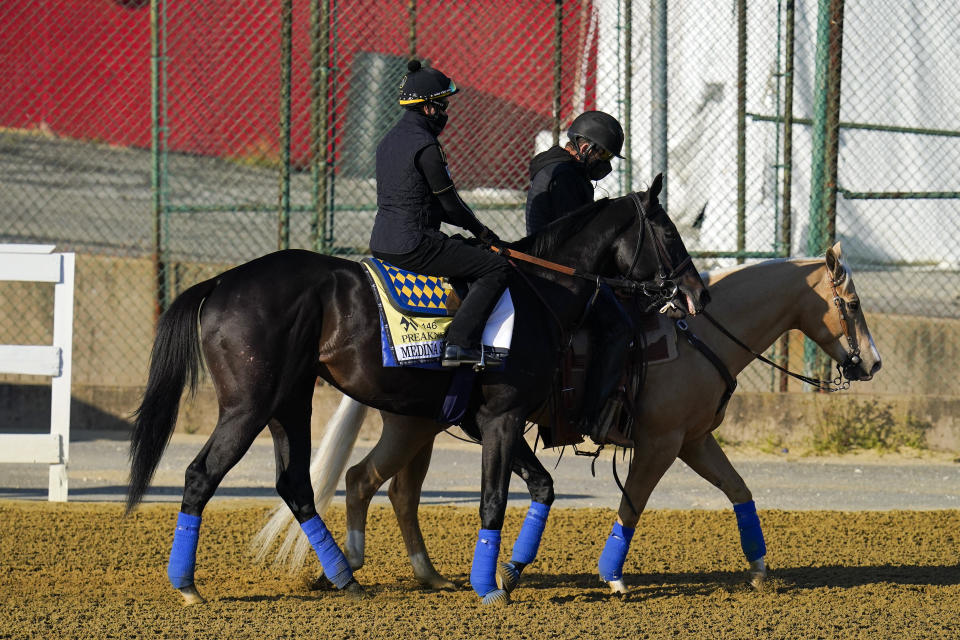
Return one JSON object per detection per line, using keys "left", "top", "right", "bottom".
{"left": 1, "top": 0, "right": 957, "bottom": 397}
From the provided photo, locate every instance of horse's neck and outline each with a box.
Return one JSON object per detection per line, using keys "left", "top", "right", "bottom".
{"left": 531, "top": 212, "right": 624, "bottom": 324}
{"left": 706, "top": 259, "right": 822, "bottom": 375}
{"left": 552, "top": 228, "right": 614, "bottom": 275}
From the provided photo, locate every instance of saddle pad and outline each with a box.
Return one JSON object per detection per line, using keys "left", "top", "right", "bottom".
{"left": 361, "top": 259, "right": 514, "bottom": 368}
{"left": 636, "top": 312, "right": 679, "bottom": 365}
{"left": 363, "top": 257, "right": 460, "bottom": 317}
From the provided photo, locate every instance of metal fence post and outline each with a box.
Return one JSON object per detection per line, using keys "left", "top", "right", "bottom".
{"left": 279, "top": 0, "right": 293, "bottom": 250}
{"left": 807, "top": 0, "right": 845, "bottom": 382}
{"left": 553, "top": 0, "right": 563, "bottom": 146}
{"left": 311, "top": 0, "right": 331, "bottom": 254}
{"left": 736, "top": 0, "right": 747, "bottom": 263}
{"left": 777, "top": 0, "right": 797, "bottom": 391}
{"left": 650, "top": 0, "right": 668, "bottom": 207}
{"left": 150, "top": 0, "right": 168, "bottom": 320}
{"left": 407, "top": 0, "right": 417, "bottom": 58}
{"left": 622, "top": 0, "right": 632, "bottom": 192}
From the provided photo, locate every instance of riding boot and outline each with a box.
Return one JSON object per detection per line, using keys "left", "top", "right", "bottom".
{"left": 578, "top": 329, "right": 632, "bottom": 446}
{"left": 441, "top": 344, "right": 501, "bottom": 368}
{"left": 577, "top": 286, "right": 635, "bottom": 446}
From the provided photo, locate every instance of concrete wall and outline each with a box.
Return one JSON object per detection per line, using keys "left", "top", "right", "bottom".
{"left": 717, "top": 391, "right": 960, "bottom": 452}
{"left": 1, "top": 253, "right": 957, "bottom": 451}
{"left": 1, "top": 381, "right": 958, "bottom": 453}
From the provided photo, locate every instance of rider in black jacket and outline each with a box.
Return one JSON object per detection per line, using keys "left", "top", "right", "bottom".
{"left": 370, "top": 60, "right": 509, "bottom": 368}
{"left": 525, "top": 111, "right": 634, "bottom": 445}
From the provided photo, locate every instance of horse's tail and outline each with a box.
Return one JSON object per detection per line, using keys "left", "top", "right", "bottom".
{"left": 126, "top": 277, "right": 219, "bottom": 514}
{"left": 250, "top": 394, "right": 368, "bottom": 570}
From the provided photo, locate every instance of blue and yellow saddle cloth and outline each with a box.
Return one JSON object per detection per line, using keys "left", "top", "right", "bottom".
{"left": 361, "top": 257, "right": 513, "bottom": 369}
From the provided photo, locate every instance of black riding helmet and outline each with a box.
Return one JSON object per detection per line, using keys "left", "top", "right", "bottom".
{"left": 398, "top": 59, "right": 458, "bottom": 108}
{"left": 567, "top": 110, "right": 625, "bottom": 158}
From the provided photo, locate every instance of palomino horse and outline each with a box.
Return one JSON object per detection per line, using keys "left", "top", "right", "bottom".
{"left": 254, "top": 242, "right": 881, "bottom": 595}
{"left": 125, "top": 175, "right": 710, "bottom": 605}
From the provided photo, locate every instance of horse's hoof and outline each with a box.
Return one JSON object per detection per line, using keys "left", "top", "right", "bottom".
{"left": 306, "top": 575, "right": 336, "bottom": 591}
{"left": 748, "top": 558, "right": 767, "bottom": 589}
{"left": 495, "top": 561, "right": 521, "bottom": 594}
{"left": 177, "top": 584, "right": 205, "bottom": 606}
{"left": 416, "top": 573, "right": 457, "bottom": 591}
{"left": 606, "top": 579, "right": 629, "bottom": 595}
{"left": 481, "top": 588, "right": 511, "bottom": 605}
{"left": 342, "top": 579, "right": 369, "bottom": 601}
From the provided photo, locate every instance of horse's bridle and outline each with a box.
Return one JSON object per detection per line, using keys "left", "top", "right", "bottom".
{"left": 626, "top": 192, "right": 693, "bottom": 313}
{"left": 625, "top": 192, "right": 692, "bottom": 298}
{"left": 829, "top": 273, "right": 863, "bottom": 383}
{"left": 695, "top": 269, "right": 865, "bottom": 393}
{"left": 489, "top": 194, "right": 686, "bottom": 310}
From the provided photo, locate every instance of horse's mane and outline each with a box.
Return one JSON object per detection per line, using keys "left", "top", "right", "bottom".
{"left": 509, "top": 197, "right": 613, "bottom": 258}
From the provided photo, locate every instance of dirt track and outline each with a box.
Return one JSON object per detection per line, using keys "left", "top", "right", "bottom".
{"left": 3, "top": 501, "right": 959, "bottom": 639}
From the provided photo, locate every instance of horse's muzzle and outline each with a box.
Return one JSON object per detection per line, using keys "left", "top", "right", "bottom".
{"left": 842, "top": 352, "right": 878, "bottom": 382}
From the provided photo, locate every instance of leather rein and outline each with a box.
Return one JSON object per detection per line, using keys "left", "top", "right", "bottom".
{"left": 489, "top": 192, "right": 688, "bottom": 304}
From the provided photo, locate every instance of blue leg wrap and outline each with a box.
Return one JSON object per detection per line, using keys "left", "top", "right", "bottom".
{"left": 733, "top": 500, "right": 767, "bottom": 562}
{"left": 470, "top": 529, "right": 501, "bottom": 597}
{"left": 598, "top": 521, "right": 635, "bottom": 582}
{"left": 510, "top": 501, "right": 551, "bottom": 565}
{"left": 301, "top": 515, "right": 354, "bottom": 589}
{"left": 167, "top": 512, "right": 201, "bottom": 589}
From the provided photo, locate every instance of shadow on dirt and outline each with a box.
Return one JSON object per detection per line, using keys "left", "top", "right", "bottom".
{"left": 522, "top": 565, "right": 960, "bottom": 603}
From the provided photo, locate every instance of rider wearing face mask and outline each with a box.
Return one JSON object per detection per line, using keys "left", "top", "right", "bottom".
{"left": 524, "top": 110, "right": 624, "bottom": 235}
{"left": 370, "top": 60, "right": 508, "bottom": 368}
{"left": 524, "top": 111, "right": 633, "bottom": 447}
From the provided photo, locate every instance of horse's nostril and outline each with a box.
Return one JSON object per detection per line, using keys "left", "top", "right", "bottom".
{"left": 871, "top": 360, "right": 882, "bottom": 375}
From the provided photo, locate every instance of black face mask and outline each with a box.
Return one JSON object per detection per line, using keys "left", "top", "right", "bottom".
{"left": 429, "top": 111, "right": 448, "bottom": 134}
{"left": 586, "top": 158, "right": 612, "bottom": 180}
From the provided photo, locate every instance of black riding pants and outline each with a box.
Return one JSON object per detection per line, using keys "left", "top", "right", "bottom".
{"left": 372, "top": 231, "right": 510, "bottom": 349}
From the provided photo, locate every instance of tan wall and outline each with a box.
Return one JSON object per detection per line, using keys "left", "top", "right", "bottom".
{"left": 1, "top": 381, "right": 958, "bottom": 453}
{"left": 717, "top": 391, "right": 960, "bottom": 452}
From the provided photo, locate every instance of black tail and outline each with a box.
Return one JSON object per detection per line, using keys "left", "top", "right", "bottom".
{"left": 126, "top": 278, "right": 218, "bottom": 513}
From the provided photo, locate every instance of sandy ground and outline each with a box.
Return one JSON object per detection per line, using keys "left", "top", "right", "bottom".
{"left": 2, "top": 501, "right": 959, "bottom": 639}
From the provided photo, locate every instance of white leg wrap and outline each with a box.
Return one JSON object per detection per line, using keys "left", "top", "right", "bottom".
{"left": 409, "top": 552, "right": 433, "bottom": 578}
{"left": 606, "top": 579, "right": 629, "bottom": 595}
{"left": 345, "top": 530, "right": 365, "bottom": 569}
{"left": 748, "top": 556, "right": 767, "bottom": 588}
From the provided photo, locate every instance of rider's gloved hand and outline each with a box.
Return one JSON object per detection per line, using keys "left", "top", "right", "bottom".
{"left": 476, "top": 226, "right": 501, "bottom": 246}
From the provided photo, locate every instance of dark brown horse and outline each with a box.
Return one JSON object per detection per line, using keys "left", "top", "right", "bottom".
{"left": 254, "top": 242, "right": 882, "bottom": 595}
{"left": 126, "top": 175, "right": 709, "bottom": 605}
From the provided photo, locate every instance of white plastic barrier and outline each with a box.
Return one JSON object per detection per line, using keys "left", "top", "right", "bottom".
{"left": 0, "top": 244, "right": 75, "bottom": 501}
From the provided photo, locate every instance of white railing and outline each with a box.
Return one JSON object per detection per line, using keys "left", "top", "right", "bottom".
{"left": 0, "top": 244, "right": 75, "bottom": 501}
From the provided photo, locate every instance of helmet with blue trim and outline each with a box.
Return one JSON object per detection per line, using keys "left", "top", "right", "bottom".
{"left": 398, "top": 59, "right": 458, "bottom": 108}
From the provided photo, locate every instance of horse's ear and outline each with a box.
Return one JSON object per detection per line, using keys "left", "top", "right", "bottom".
{"left": 650, "top": 174, "right": 663, "bottom": 200}
{"left": 825, "top": 241, "right": 845, "bottom": 283}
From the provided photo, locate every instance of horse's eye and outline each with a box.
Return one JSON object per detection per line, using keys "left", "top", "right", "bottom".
{"left": 847, "top": 300, "right": 860, "bottom": 312}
